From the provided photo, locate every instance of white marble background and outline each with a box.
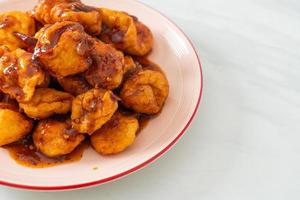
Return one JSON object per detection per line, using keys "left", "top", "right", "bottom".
{"left": 1, "top": 0, "right": 300, "bottom": 199}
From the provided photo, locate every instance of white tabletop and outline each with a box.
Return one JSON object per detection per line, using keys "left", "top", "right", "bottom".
{"left": 1, "top": 0, "right": 300, "bottom": 199}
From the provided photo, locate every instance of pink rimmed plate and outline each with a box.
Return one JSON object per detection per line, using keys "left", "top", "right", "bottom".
{"left": 0, "top": 0, "right": 203, "bottom": 191}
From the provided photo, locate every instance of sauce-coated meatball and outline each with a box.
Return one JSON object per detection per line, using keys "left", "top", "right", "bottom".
{"left": 33, "top": 119, "right": 85, "bottom": 157}
{"left": 0, "top": 46, "right": 46, "bottom": 102}
{"left": 71, "top": 89, "right": 118, "bottom": 134}
{"left": 100, "top": 8, "right": 153, "bottom": 56}
{"left": 19, "top": 88, "right": 73, "bottom": 119}
{"left": 0, "top": 11, "right": 35, "bottom": 50}
{"left": 91, "top": 112, "right": 138, "bottom": 155}
{"left": 84, "top": 41, "right": 124, "bottom": 90}
{"left": 33, "top": 0, "right": 101, "bottom": 35}
{"left": 120, "top": 69, "right": 169, "bottom": 114}
{"left": 34, "top": 22, "right": 94, "bottom": 78}
{"left": 0, "top": 103, "right": 32, "bottom": 146}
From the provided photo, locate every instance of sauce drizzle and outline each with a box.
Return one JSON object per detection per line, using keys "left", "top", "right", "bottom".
{"left": 34, "top": 23, "right": 84, "bottom": 57}
{"left": 3, "top": 135, "right": 89, "bottom": 168}
{"left": 13, "top": 32, "right": 37, "bottom": 53}
{"left": 69, "top": 2, "right": 98, "bottom": 12}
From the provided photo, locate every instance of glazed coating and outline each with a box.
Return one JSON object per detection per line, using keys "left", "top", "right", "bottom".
{"left": 0, "top": 46, "right": 46, "bottom": 102}
{"left": 0, "top": 11, "right": 35, "bottom": 50}
{"left": 57, "top": 75, "right": 91, "bottom": 96}
{"left": 39, "top": 72, "right": 51, "bottom": 88}
{"left": 123, "top": 56, "right": 137, "bottom": 74}
{"left": 33, "top": 119, "right": 85, "bottom": 157}
{"left": 33, "top": 0, "right": 102, "bottom": 35}
{"left": 91, "top": 112, "right": 138, "bottom": 155}
{"left": 12, "top": 32, "right": 38, "bottom": 53}
{"left": 34, "top": 21, "right": 95, "bottom": 78}
{"left": 0, "top": 93, "right": 19, "bottom": 110}
{"left": 0, "top": 103, "right": 32, "bottom": 146}
{"left": 19, "top": 88, "right": 73, "bottom": 119}
{"left": 71, "top": 89, "right": 118, "bottom": 134}
{"left": 100, "top": 8, "right": 153, "bottom": 56}
{"left": 84, "top": 41, "right": 124, "bottom": 90}
{"left": 120, "top": 69, "right": 169, "bottom": 114}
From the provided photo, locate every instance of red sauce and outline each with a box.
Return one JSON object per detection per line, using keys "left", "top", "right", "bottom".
{"left": 0, "top": 59, "right": 25, "bottom": 101}
{"left": 100, "top": 24, "right": 126, "bottom": 44}
{"left": 13, "top": 32, "right": 37, "bottom": 53}
{"left": 76, "top": 38, "right": 94, "bottom": 56}
{"left": 85, "top": 44, "right": 123, "bottom": 88}
{"left": 111, "top": 30, "right": 125, "bottom": 43}
{"left": 69, "top": 2, "right": 98, "bottom": 12}
{"left": 3, "top": 135, "right": 89, "bottom": 168}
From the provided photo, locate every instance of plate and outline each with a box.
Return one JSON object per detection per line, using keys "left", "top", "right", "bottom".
{"left": 0, "top": 0, "right": 203, "bottom": 191}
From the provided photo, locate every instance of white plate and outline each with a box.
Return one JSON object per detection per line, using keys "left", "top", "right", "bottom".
{"left": 0, "top": 0, "right": 203, "bottom": 191}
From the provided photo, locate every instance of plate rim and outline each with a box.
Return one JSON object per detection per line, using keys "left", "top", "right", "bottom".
{"left": 0, "top": 0, "right": 204, "bottom": 191}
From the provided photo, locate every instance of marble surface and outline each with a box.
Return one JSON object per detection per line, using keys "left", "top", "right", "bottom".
{"left": 1, "top": 0, "right": 300, "bottom": 199}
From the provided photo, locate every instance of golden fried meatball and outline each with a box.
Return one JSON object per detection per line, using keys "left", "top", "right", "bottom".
{"left": 0, "top": 46, "right": 46, "bottom": 102}
{"left": 84, "top": 41, "right": 124, "bottom": 90}
{"left": 33, "top": 0, "right": 102, "bottom": 35}
{"left": 123, "top": 56, "right": 137, "bottom": 74}
{"left": 100, "top": 8, "right": 153, "bottom": 56}
{"left": 57, "top": 75, "right": 91, "bottom": 96}
{"left": 33, "top": 119, "right": 85, "bottom": 157}
{"left": 120, "top": 69, "right": 169, "bottom": 114}
{"left": 0, "top": 11, "right": 35, "bottom": 50}
{"left": 91, "top": 112, "right": 138, "bottom": 155}
{"left": 71, "top": 89, "right": 118, "bottom": 134}
{"left": 19, "top": 88, "right": 73, "bottom": 119}
{"left": 34, "top": 21, "right": 95, "bottom": 78}
{"left": 0, "top": 103, "right": 32, "bottom": 146}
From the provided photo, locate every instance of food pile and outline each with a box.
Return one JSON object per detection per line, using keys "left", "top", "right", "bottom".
{"left": 0, "top": 0, "right": 169, "bottom": 167}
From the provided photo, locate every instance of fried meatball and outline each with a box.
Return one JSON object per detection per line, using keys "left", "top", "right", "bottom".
{"left": 0, "top": 46, "right": 46, "bottom": 102}
{"left": 0, "top": 11, "right": 35, "bottom": 50}
{"left": 91, "top": 112, "right": 138, "bottom": 155}
{"left": 33, "top": 119, "right": 85, "bottom": 157}
{"left": 71, "top": 89, "right": 118, "bottom": 134}
{"left": 84, "top": 41, "right": 124, "bottom": 90}
{"left": 57, "top": 75, "right": 91, "bottom": 96}
{"left": 0, "top": 103, "right": 32, "bottom": 146}
{"left": 100, "top": 8, "right": 153, "bottom": 56}
{"left": 34, "top": 21, "right": 94, "bottom": 78}
{"left": 19, "top": 88, "right": 73, "bottom": 119}
{"left": 120, "top": 69, "right": 169, "bottom": 114}
{"left": 33, "top": 0, "right": 102, "bottom": 35}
